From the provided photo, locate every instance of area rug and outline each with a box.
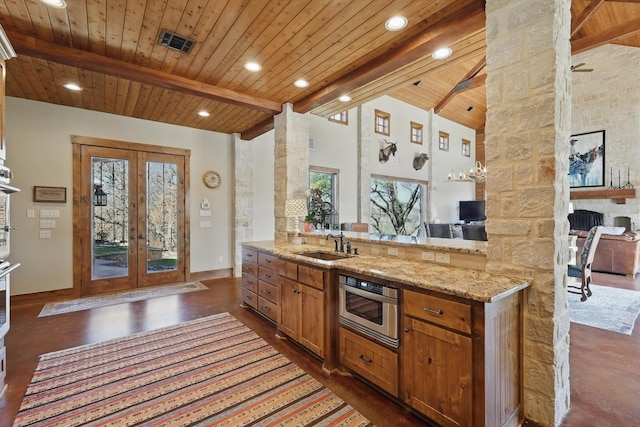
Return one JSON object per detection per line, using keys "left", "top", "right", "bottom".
{"left": 14, "top": 312, "right": 373, "bottom": 427}
{"left": 568, "top": 284, "right": 640, "bottom": 335}
{"left": 38, "top": 282, "right": 208, "bottom": 317}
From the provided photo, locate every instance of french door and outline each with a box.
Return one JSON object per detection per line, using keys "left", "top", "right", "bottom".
{"left": 77, "top": 144, "right": 186, "bottom": 295}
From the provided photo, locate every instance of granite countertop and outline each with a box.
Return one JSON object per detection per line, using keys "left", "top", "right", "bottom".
{"left": 243, "top": 241, "right": 529, "bottom": 303}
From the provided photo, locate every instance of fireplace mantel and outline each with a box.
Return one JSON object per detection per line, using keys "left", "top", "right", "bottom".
{"left": 570, "top": 188, "right": 636, "bottom": 204}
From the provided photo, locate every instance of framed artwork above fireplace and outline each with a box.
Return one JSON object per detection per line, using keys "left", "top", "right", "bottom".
{"left": 569, "top": 130, "right": 605, "bottom": 188}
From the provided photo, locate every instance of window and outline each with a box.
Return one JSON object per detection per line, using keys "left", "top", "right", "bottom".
{"left": 410, "top": 122, "right": 423, "bottom": 144}
{"left": 370, "top": 176, "right": 424, "bottom": 236}
{"left": 375, "top": 109, "right": 390, "bottom": 136}
{"left": 462, "top": 139, "right": 471, "bottom": 157}
{"left": 439, "top": 131, "right": 449, "bottom": 151}
{"left": 328, "top": 111, "right": 348, "bottom": 125}
{"left": 309, "top": 168, "right": 338, "bottom": 230}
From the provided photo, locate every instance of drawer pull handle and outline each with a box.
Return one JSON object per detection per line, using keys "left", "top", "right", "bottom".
{"left": 246, "top": 295, "right": 252, "bottom": 300}
{"left": 423, "top": 306, "right": 444, "bottom": 316}
{"left": 265, "top": 259, "right": 271, "bottom": 263}
{"left": 262, "top": 306, "right": 270, "bottom": 311}
{"left": 265, "top": 273, "right": 271, "bottom": 278}
{"left": 263, "top": 289, "right": 271, "bottom": 294}
{"left": 359, "top": 355, "right": 373, "bottom": 364}
{"left": 247, "top": 253, "right": 254, "bottom": 257}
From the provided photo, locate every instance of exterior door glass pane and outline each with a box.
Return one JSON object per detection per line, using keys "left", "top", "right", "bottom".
{"left": 92, "top": 158, "right": 129, "bottom": 279}
{"left": 146, "top": 161, "right": 178, "bottom": 273}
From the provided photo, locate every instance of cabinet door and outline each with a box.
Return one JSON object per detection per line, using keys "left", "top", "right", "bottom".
{"left": 300, "top": 285, "right": 324, "bottom": 357}
{"left": 278, "top": 277, "right": 300, "bottom": 340}
{"left": 402, "top": 316, "right": 473, "bottom": 427}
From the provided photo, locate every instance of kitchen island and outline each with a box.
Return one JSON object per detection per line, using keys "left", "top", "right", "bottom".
{"left": 241, "top": 238, "right": 529, "bottom": 427}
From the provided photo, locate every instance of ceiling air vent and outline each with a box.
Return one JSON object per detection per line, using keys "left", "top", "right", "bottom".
{"left": 158, "top": 29, "right": 195, "bottom": 54}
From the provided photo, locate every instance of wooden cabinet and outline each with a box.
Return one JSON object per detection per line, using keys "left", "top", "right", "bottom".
{"left": 277, "top": 261, "right": 326, "bottom": 358}
{"left": 339, "top": 327, "right": 398, "bottom": 397}
{"left": 241, "top": 248, "right": 279, "bottom": 324}
{"left": 401, "top": 289, "right": 522, "bottom": 427}
{"left": 402, "top": 315, "right": 472, "bottom": 427}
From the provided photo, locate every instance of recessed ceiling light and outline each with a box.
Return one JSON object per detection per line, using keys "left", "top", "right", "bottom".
{"left": 244, "top": 62, "right": 262, "bottom": 72}
{"left": 432, "top": 47, "right": 453, "bottom": 60}
{"left": 63, "top": 83, "right": 82, "bottom": 91}
{"left": 385, "top": 16, "right": 408, "bottom": 31}
{"left": 294, "top": 79, "right": 309, "bottom": 88}
{"left": 198, "top": 110, "right": 210, "bottom": 117}
{"left": 338, "top": 95, "right": 351, "bottom": 102}
{"left": 39, "top": 0, "right": 67, "bottom": 8}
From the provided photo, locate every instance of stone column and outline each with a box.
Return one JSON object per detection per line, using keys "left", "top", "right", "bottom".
{"left": 485, "top": 1, "right": 572, "bottom": 425}
{"left": 233, "top": 132, "right": 253, "bottom": 277}
{"left": 274, "top": 103, "right": 310, "bottom": 241}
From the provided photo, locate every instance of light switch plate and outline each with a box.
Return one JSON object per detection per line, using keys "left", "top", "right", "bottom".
{"left": 40, "top": 230, "right": 51, "bottom": 239}
{"left": 40, "top": 220, "right": 56, "bottom": 229}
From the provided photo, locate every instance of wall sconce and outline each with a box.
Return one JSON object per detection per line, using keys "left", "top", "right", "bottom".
{"left": 94, "top": 185, "right": 107, "bottom": 206}
{"left": 285, "top": 199, "right": 308, "bottom": 244}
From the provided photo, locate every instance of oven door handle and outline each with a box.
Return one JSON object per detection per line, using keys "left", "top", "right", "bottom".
{"left": 339, "top": 283, "right": 398, "bottom": 304}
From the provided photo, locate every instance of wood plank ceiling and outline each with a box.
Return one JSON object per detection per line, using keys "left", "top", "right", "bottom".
{"left": 0, "top": 0, "right": 639, "bottom": 139}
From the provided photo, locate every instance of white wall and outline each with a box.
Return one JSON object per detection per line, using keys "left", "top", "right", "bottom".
{"left": 571, "top": 44, "right": 640, "bottom": 228}
{"left": 309, "top": 108, "right": 359, "bottom": 222}
{"left": 430, "top": 114, "right": 478, "bottom": 223}
{"left": 6, "top": 97, "right": 233, "bottom": 295}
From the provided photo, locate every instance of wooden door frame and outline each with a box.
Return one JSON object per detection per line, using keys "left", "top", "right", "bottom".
{"left": 72, "top": 135, "right": 191, "bottom": 296}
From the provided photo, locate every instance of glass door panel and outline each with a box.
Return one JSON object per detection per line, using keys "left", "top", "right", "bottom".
{"left": 145, "top": 161, "right": 178, "bottom": 274}
{"left": 92, "top": 157, "right": 130, "bottom": 280}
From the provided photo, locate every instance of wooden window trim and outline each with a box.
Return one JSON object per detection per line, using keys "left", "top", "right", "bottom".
{"left": 328, "top": 111, "right": 348, "bottom": 125}
{"left": 439, "top": 131, "right": 449, "bottom": 151}
{"left": 410, "top": 121, "right": 423, "bottom": 144}
{"left": 375, "top": 109, "right": 391, "bottom": 136}
{"left": 462, "top": 139, "right": 471, "bottom": 157}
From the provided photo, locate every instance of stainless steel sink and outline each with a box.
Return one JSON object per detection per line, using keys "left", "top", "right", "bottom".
{"left": 296, "top": 251, "right": 351, "bottom": 261}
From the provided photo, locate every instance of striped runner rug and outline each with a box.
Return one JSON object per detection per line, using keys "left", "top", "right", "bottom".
{"left": 14, "top": 313, "right": 374, "bottom": 427}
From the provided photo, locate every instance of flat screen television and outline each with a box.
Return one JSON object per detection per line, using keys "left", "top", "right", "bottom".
{"left": 459, "top": 200, "right": 486, "bottom": 223}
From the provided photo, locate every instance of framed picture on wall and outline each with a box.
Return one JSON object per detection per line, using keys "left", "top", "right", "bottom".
{"left": 569, "top": 130, "right": 605, "bottom": 188}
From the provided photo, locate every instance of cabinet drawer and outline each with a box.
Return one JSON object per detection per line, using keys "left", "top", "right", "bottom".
{"left": 298, "top": 265, "right": 324, "bottom": 290}
{"left": 258, "top": 252, "right": 279, "bottom": 269}
{"left": 242, "top": 248, "right": 257, "bottom": 263}
{"left": 242, "top": 262, "right": 257, "bottom": 277}
{"left": 278, "top": 260, "right": 298, "bottom": 280}
{"left": 258, "top": 266, "right": 278, "bottom": 285}
{"left": 258, "top": 280, "right": 278, "bottom": 304}
{"left": 241, "top": 274, "right": 257, "bottom": 293}
{"left": 241, "top": 288, "right": 257, "bottom": 309}
{"left": 403, "top": 289, "right": 471, "bottom": 334}
{"left": 258, "top": 296, "right": 277, "bottom": 323}
{"left": 339, "top": 327, "right": 398, "bottom": 397}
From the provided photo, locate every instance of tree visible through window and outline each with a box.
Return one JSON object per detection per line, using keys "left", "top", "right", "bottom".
{"left": 309, "top": 170, "right": 337, "bottom": 229}
{"left": 370, "top": 177, "right": 422, "bottom": 235}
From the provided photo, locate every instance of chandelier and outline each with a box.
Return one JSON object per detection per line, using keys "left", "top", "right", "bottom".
{"left": 448, "top": 161, "right": 487, "bottom": 183}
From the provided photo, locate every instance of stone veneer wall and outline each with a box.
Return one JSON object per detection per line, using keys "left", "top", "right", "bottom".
{"left": 485, "top": 1, "right": 572, "bottom": 426}
{"left": 357, "top": 105, "right": 372, "bottom": 223}
{"left": 274, "top": 103, "right": 310, "bottom": 242}
{"left": 571, "top": 44, "right": 640, "bottom": 229}
{"left": 233, "top": 133, "right": 253, "bottom": 277}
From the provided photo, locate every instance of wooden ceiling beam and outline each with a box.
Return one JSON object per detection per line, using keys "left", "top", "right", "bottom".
{"left": 434, "top": 74, "right": 486, "bottom": 114}
{"left": 433, "top": 56, "right": 486, "bottom": 114}
{"left": 241, "top": 117, "right": 275, "bottom": 141}
{"left": 571, "top": 0, "right": 605, "bottom": 37}
{"left": 571, "top": 16, "right": 640, "bottom": 54}
{"left": 293, "top": 1, "right": 486, "bottom": 114}
{"left": 6, "top": 31, "right": 283, "bottom": 116}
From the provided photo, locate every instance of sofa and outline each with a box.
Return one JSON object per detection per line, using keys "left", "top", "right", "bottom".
{"left": 572, "top": 229, "right": 640, "bottom": 277}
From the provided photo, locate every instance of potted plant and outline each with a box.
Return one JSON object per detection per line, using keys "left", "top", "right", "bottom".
{"left": 304, "top": 213, "right": 315, "bottom": 232}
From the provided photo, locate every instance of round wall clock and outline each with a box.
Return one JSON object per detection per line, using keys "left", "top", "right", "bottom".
{"left": 203, "top": 170, "right": 222, "bottom": 188}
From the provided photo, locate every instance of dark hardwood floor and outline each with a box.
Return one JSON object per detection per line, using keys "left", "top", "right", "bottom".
{"left": 1, "top": 272, "right": 639, "bottom": 427}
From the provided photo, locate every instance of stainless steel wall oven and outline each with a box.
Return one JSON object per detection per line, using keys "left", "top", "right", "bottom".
{"left": 338, "top": 274, "right": 399, "bottom": 348}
